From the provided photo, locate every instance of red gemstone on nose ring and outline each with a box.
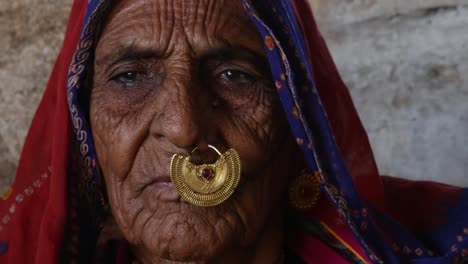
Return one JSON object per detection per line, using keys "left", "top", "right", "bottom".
{"left": 201, "top": 168, "right": 213, "bottom": 180}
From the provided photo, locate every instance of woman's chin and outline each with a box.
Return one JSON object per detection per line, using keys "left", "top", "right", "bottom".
{"left": 135, "top": 210, "right": 236, "bottom": 263}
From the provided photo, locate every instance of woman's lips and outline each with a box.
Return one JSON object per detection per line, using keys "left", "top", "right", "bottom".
{"left": 145, "top": 177, "right": 180, "bottom": 202}
{"left": 144, "top": 172, "right": 248, "bottom": 204}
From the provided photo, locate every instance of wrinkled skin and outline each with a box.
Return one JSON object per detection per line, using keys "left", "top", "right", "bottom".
{"left": 90, "top": 0, "right": 304, "bottom": 263}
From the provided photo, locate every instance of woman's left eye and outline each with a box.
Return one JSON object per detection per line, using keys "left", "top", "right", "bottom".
{"left": 220, "top": 69, "right": 255, "bottom": 84}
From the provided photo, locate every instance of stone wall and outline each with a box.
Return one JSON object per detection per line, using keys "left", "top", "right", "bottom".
{"left": 314, "top": 0, "right": 468, "bottom": 186}
{"left": 0, "top": 0, "right": 467, "bottom": 194}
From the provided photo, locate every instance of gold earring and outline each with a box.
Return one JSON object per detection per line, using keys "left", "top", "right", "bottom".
{"left": 170, "top": 145, "right": 241, "bottom": 207}
{"left": 289, "top": 170, "right": 321, "bottom": 210}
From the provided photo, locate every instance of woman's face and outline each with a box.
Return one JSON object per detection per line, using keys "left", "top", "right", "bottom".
{"left": 90, "top": 0, "right": 302, "bottom": 262}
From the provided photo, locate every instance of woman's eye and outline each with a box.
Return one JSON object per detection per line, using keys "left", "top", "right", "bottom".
{"left": 113, "top": 71, "right": 139, "bottom": 86}
{"left": 220, "top": 69, "right": 255, "bottom": 84}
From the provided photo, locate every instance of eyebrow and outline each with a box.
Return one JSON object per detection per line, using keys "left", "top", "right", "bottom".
{"left": 96, "top": 44, "right": 269, "bottom": 72}
{"left": 95, "top": 45, "right": 165, "bottom": 67}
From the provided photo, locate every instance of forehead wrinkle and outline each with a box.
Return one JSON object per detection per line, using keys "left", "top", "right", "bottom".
{"left": 176, "top": 0, "right": 255, "bottom": 56}
{"left": 103, "top": 0, "right": 149, "bottom": 31}
{"left": 97, "top": 0, "right": 263, "bottom": 63}
{"left": 196, "top": 0, "right": 226, "bottom": 51}
{"left": 206, "top": 0, "right": 232, "bottom": 33}
{"left": 99, "top": 18, "right": 156, "bottom": 47}
{"left": 97, "top": 1, "right": 176, "bottom": 62}
{"left": 151, "top": 0, "right": 175, "bottom": 56}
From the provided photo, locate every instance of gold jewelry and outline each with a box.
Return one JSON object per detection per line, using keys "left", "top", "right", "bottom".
{"left": 289, "top": 170, "right": 321, "bottom": 210}
{"left": 170, "top": 145, "right": 241, "bottom": 207}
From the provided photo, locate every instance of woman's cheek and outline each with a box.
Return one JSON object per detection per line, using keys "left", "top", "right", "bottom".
{"left": 223, "top": 111, "right": 278, "bottom": 176}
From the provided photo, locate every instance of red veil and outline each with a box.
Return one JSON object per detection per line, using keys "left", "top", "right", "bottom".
{"left": 0, "top": 1, "right": 87, "bottom": 262}
{"left": 0, "top": 0, "right": 466, "bottom": 263}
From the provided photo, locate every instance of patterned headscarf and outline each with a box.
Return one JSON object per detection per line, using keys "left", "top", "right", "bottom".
{"left": 0, "top": 0, "right": 467, "bottom": 263}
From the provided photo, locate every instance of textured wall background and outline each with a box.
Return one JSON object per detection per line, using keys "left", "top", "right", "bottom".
{"left": 314, "top": 0, "right": 468, "bottom": 186}
{"left": 0, "top": 0, "right": 467, "bottom": 194}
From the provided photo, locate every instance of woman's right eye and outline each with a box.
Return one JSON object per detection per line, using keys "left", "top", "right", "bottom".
{"left": 112, "top": 71, "right": 140, "bottom": 87}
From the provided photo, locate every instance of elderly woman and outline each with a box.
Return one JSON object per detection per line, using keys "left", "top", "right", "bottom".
{"left": 1, "top": 0, "right": 467, "bottom": 263}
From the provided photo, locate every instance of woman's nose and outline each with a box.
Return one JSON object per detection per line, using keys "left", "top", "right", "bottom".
{"left": 150, "top": 83, "right": 210, "bottom": 149}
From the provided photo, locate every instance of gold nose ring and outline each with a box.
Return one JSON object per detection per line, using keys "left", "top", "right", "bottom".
{"left": 170, "top": 145, "right": 241, "bottom": 207}
{"left": 190, "top": 145, "right": 223, "bottom": 156}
